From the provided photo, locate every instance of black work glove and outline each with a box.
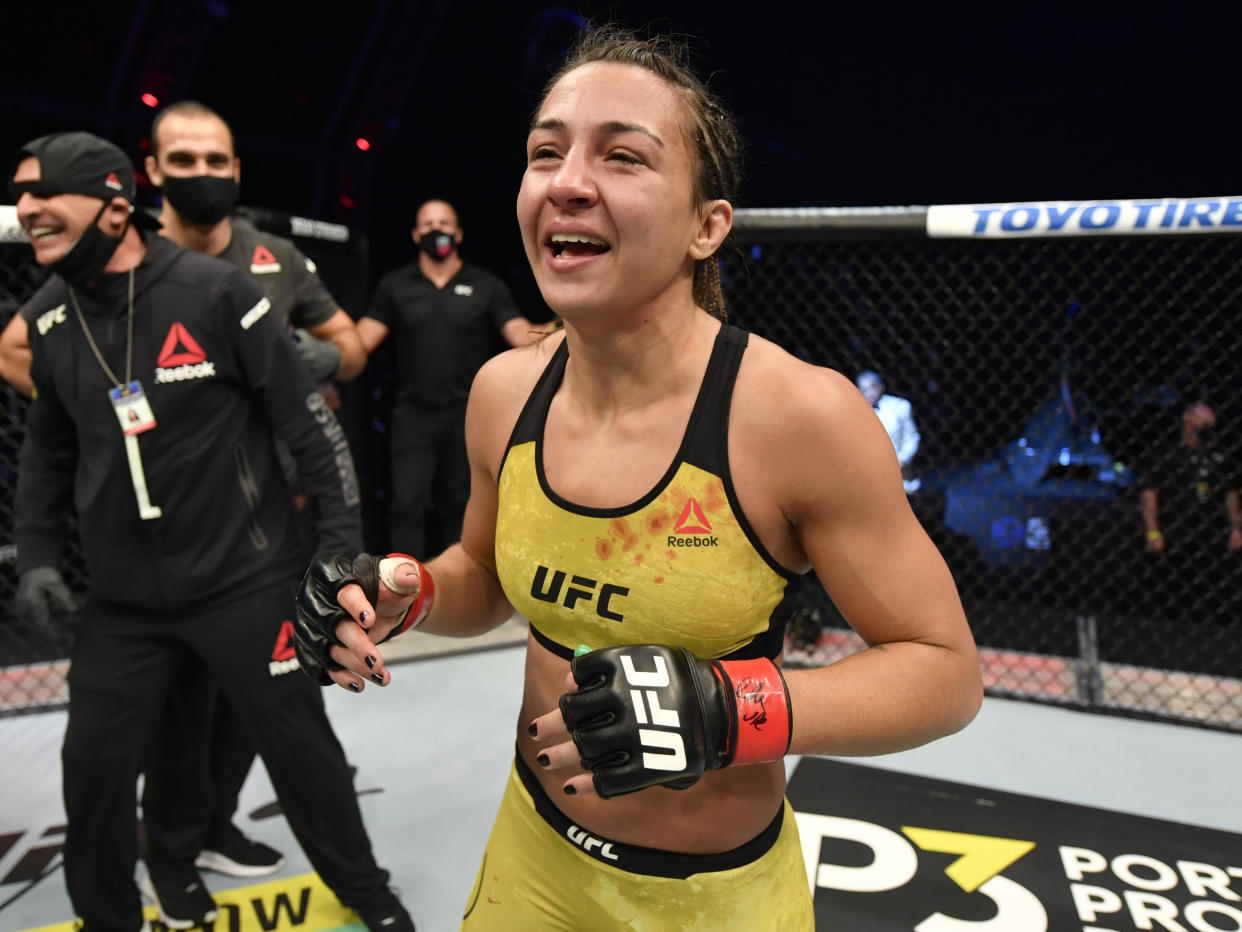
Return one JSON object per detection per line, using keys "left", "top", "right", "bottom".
{"left": 559, "top": 644, "right": 792, "bottom": 799}
{"left": 15, "top": 567, "right": 77, "bottom": 633}
{"left": 292, "top": 328, "right": 342, "bottom": 380}
{"left": 293, "top": 553, "right": 382, "bottom": 685}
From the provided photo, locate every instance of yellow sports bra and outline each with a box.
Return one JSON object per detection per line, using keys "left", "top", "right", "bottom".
{"left": 494, "top": 324, "right": 794, "bottom": 661}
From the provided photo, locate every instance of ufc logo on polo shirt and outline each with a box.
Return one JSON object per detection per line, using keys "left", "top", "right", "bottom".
{"left": 36, "top": 304, "right": 67, "bottom": 335}
{"left": 620, "top": 653, "right": 687, "bottom": 772}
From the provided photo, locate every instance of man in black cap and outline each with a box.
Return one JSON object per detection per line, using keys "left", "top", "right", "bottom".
{"left": 2, "top": 103, "right": 371, "bottom": 895}
{"left": 10, "top": 131, "right": 415, "bottom": 931}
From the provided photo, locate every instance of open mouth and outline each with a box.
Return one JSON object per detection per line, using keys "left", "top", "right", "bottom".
{"left": 548, "top": 233, "right": 610, "bottom": 259}
{"left": 28, "top": 224, "right": 65, "bottom": 241}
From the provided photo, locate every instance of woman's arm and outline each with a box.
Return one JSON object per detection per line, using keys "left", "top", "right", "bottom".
{"left": 0, "top": 313, "right": 33, "bottom": 398}
{"left": 758, "top": 362, "right": 981, "bottom": 755}
{"left": 306, "top": 340, "right": 559, "bottom": 688}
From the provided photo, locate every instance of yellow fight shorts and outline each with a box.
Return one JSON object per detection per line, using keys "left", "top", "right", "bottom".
{"left": 461, "top": 755, "right": 814, "bottom": 931}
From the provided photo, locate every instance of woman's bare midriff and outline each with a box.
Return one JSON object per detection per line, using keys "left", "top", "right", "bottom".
{"left": 517, "top": 631, "right": 787, "bottom": 854}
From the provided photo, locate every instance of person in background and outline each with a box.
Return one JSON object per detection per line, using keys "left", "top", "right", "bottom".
{"left": 1140, "top": 399, "right": 1241, "bottom": 625}
{"left": 357, "top": 199, "right": 539, "bottom": 557}
{"left": 10, "top": 130, "right": 412, "bottom": 931}
{"left": 0, "top": 102, "right": 363, "bottom": 398}
{"left": 132, "top": 98, "right": 371, "bottom": 909}
{"left": 857, "top": 368, "right": 922, "bottom": 493}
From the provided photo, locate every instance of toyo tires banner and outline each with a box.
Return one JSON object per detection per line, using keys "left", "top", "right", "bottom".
{"left": 927, "top": 198, "right": 1242, "bottom": 238}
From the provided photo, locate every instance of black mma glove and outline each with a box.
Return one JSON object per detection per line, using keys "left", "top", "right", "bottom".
{"left": 292, "top": 328, "right": 342, "bottom": 381}
{"left": 293, "top": 552, "right": 434, "bottom": 685}
{"left": 15, "top": 566, "right": 77, "bottom": 633}
{"left": 559, "top": 644, "right": 792, "bottom": 799}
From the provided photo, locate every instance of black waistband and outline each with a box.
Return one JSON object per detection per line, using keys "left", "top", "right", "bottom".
{"left": 514, "top": 751, "right": 784, "bottom": 879}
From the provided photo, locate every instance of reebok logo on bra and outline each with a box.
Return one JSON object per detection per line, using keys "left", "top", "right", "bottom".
{"left": 668, "top": 498, "right": 718, "bottom": 547}
{"left": 250, "top": 244, "right": 282, "bottom": 274}
{"left": 268, "top": 619, "right": 301, "bottom": 677}
{"left": 154, "top": 322, "right": 215, "bottom": 384}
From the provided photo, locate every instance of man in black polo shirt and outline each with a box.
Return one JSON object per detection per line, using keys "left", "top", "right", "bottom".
{"left": 1140, "top": 400, "right": 1242, "bottom": 625}
{"left": 358, "top": 199, "right": 538, "bottom": 557}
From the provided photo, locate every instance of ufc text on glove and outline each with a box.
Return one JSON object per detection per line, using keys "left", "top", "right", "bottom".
{"left": 558, "top": 644, "right": 792, "bottom": 799}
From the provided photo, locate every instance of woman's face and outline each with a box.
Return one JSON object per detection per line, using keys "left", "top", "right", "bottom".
{"left": 517, "top": 61, "right": 706, "bottom": 321}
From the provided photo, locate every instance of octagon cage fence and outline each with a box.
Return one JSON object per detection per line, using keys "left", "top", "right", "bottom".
{"left": 1, "top": 197, "right": 1240, "bottom": 739}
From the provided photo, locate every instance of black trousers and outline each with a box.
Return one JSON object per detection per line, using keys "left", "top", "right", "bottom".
{"left": 1143, "top": 538, "right": 1241, "bottom": 625}
{"left": 141, "top": 657, "right": 259, "bottom": 864}
{"left": 62, "top": 581, "right": 390, "bottom": 931}
{"left": 387, "top": 404, "right": 470, "bottom": 559}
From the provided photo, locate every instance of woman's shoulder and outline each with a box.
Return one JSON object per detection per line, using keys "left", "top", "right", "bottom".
{"left": 467, "top": 328, "right": 567, "bottom": 472}
{"left": 734, "top": 330, "right": 859, "bottom": 423}
{"left": 725, "top": 330, "right": 914, "bottom": 529}
{"left": 732, "top": 330, "right": 897, "bottom": 493}
{"left": 473, "top": 327, "right": 566, "bottom": 403}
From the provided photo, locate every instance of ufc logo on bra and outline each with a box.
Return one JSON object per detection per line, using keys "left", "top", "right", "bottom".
{"left": 621, "top": 653, "right": 688, "bottom": 772}
{"left": 529, "top": 565, "right": 629, "bottom": 621}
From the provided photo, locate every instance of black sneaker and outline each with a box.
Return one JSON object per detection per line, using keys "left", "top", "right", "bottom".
{"left": 353, "top": 889, "right": 417, "bottom": 932}
{"left": 195, "top": 823, "right": 286, "bottom": 878}
{"left": 140, "top": 861, "right": 218, "bottom": 930}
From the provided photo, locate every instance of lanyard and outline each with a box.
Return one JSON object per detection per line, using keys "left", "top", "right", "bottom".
{"left": 67, "top": 269, "right": 135, "bottom": 392}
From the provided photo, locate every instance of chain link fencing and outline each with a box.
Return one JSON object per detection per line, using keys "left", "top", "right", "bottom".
{"left": 0, "top": 208, "right": 67, "bottom": 713}
{"left": 724, "top": 202, "right": 1242, "bottom": 733}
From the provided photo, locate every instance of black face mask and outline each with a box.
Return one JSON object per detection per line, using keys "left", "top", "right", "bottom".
{"left": 161, "top": 174, "right": 239, "bottom": 225}
{"left": 50, "top": 202, "right": 127, "bottom": 286}
{"left": 419, "top": 230, "right": 457, "bottom": 262}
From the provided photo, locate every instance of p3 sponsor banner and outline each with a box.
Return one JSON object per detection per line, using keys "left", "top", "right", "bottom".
{"left": 927, "top": 198, "right": 1242, "bottom": 239}
{"left": 21, "top": 871, "right": 365, "bottom": 932}
{"left": 789, "top": 758, "right": 1242, "bottom": 932}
